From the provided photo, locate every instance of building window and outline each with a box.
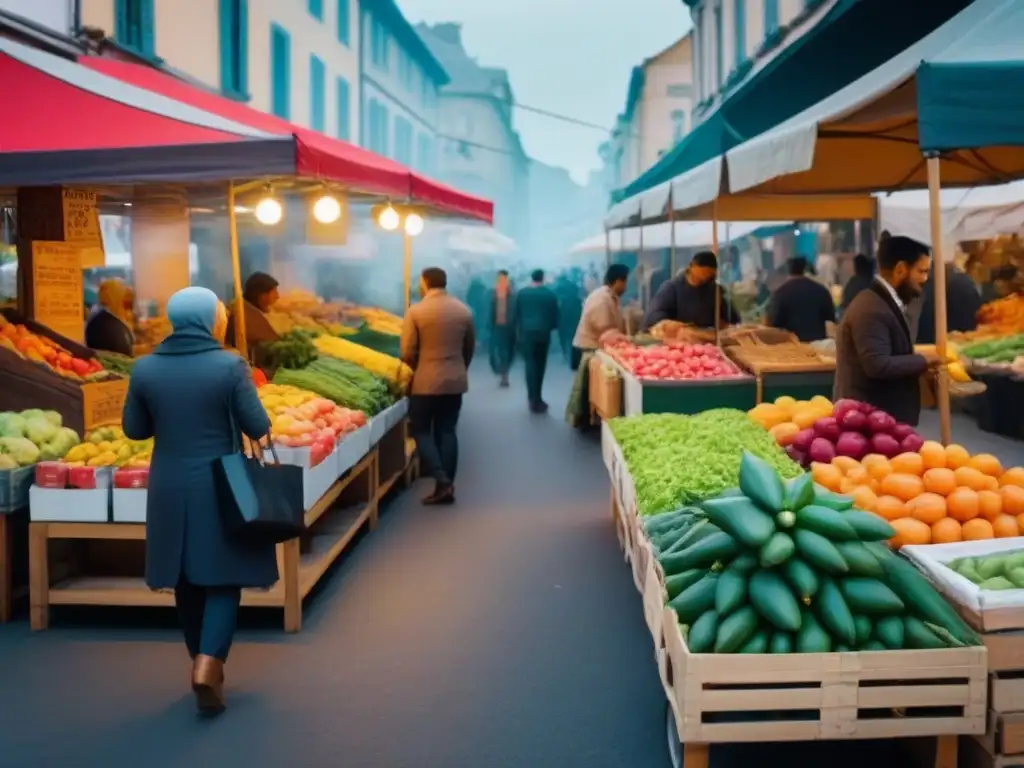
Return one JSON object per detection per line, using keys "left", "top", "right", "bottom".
{"left": 309, "top": 55, "right": 326, "bottom": 131}
{"left": 270, "top": 23, "right": 291, "bottom": 119}
{"left": 764, "top": 0, "right": 779, "bottom": 33}
{"left": 398, "top": 51, "right": 415, "bottom": 91}
{"left": 733, "top": 0, "right": 746, "bottom": 65}
{"left": 714, "top": 3, "right": 724, "bottom": 90}
{"left": 218, "top": 0, "right": 248, "bottom": 99}
{"left": 671, "top": 110, "right": 686, "bottom": 143}
{"left": 336, "top": 77, "right": 351, "bottom": 140}
{"left": 368, "top": 99, "right": 389, "bottom": 155}
{"left": 666, "top": 83, "right": 692, "bottom": 97}
{"left": 417, "top": 134, "right": 433, "bottom": 175}
{"left": 421, "top": 78, "right": 434, "bottom": 109}
{"left": 115, "top": 0, "right": 155, "bottom": 58}
{"left": 394, "top": 116, "right": 413, "bottom": 165}
{"left": 693, "top": 11, "right": 702, "bottom": 100}
{"left": 308, "top": 0, "right": 323, "bottom": 21}
{"left": 371, "top": 18, "right": 389, "bottom": 70}
{"left": 336, "top": 0, "right": 349, "bottom": 45}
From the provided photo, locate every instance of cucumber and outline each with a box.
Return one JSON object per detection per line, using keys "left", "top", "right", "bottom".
{"left": 785, "top": 474, "right": 815, "bottom": 512}
{"left": 739, "top": 628, "right": 769, "bottom": 653}
{"left": 717, "top": 487, "right": 745, "bottom": 498}
{"left": 688, "top": 610, "right": 719, "bottom": 653}
{"left": 840, "top": 510, "right": 896, "bottom": 542}
{"left": 813, "top": 486, "right": 855, "bottom": 511}
{"left": 715, "top": 606, "right": 759, "bottom": 652}
{"left": 665, "top": 569, "right": 704, "bottom": 601}
{"left": 835, "top": 644, "right": 852, "bottom": 652}
{"left": 662, "top": 521, "right": 721, "bottom": 556}
{"left": 645, "top": 507, "right": 697, "bottom": 534}
{"left": 739, "top": 450, "right": 785, "bottom": 513}
{"left": 861, "top": 639, "right": 886, "bottom": 651}
{"left": 874, "top": 616, "right": 905, "bottom": 649}
{"left": 769, "top": 632, "right": 793, "bottom": 654}
{"left": 1007, "top": 567, "right": 1024, "bottom": 589}
{"left": 796, "top": 611, "right": 832, "bottom": 653}
{"left": 701, "top": 497, "right": 777, "bottom": 548}
{"left": 853, "top": 615, "right": 873, "bottom": 646}
{"left": 903, "top": 617, "right": 946, "bottom": 649}
{"left": 660, "top": 532, "right": 739, "bottom": 576}
{"left": 1004, "top": 552, "right": 1024, "bottom": 572}
{"left": 863, "top": 541, "right": 892, "bottom": 564}
{"left": 834, "top": 541, "right": 885, "bottom": 578}
{"left": 959, "top": 563, "right": 983, "bottom": 584}
{"left": 782, "top": 557, "right": 820, "bottom": 601}
{"left": 650, "top": 524, "right": 694, "bottom": 552}
{"left": 977, "top": 556, "right": 1007, "bottom": 580}
{"left": 730, "top": 553, "right": 760, "bottom": 573}
{"left": 795, "top": 505, "right": 858, "bottom": 541}
{"left": 877, "top": 553, "right": 980, "bottom": 646}
{"left": 715, "top": 567, "right": 748, "bottom": 615}
{"left": 839, "top": 577, "right": 905, "bottom": 615}
{"left": 815, "top": 576, "right": 857, "bottom": 645}
{"left": 668, "top": 573, "right": 720, "bottom": 623}
{"left": 980, "top": 576, "right": 1015, "bottom": 591}
{"left": 759, "top": 532, "right": 796, "bottom": 567}
{"left": 793, "top": 528, "right": 850, "bottom": 574}
{"left": 749, "top": 570, "right": 802, "bottom": 632}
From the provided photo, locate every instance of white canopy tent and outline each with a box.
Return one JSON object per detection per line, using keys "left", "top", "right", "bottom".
{"left": 879, "top": 181, "right": 1024, "bottom": 246}
{"left": 568, "top": 220, "right": 788, "bottom": 254}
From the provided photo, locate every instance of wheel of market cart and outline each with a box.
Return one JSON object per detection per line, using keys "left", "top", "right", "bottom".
{"left": 666, "top": 702, "right": 682, "bottom": 768}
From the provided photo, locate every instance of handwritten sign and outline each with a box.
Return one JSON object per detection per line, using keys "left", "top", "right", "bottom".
{"left": 82, "top": 377, "right": 129, "bottom": 431}
{"left": 31, "top": 241, "right": 83, "bottom": 342}
{"left": 62, "top": 188, "right": 105, "bottom": 268}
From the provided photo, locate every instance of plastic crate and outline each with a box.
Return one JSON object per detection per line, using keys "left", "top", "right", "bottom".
{"left": 0, "top": 465, "right": 34, "bottom": 513}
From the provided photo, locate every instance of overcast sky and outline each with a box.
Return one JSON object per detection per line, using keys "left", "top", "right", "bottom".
{"left": 398, "top": 0, "right": 692, "bottom": 185}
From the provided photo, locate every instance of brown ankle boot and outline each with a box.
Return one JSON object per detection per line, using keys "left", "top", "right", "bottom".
{"left": 192, "top": 654, "right": 225, "bottom": 714}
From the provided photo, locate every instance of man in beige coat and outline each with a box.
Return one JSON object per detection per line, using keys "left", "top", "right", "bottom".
{"left": 400, "top": 267, "right": 476, "bottom": 505}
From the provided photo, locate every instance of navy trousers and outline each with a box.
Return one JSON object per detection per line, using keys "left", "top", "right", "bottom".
{"left": 175, "top": 579, "right": 242, "bottom": 661}
{"left": 521, "top": 335, "right": 550, "bottom": 405}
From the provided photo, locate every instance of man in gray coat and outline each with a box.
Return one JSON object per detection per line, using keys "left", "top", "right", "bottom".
{"left": 834, "top": 235, "right": 941, "bottom": 426}
{"left": 400, "top": 267, "right": 476, "bottom": 505}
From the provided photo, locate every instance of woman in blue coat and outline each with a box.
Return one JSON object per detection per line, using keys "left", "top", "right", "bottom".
{"left": 122, "top": 287, "right": 274, "bottom": 715}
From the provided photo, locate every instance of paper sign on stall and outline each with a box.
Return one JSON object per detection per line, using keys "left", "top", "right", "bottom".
{"left": 82, "top": 378, "right": 129, "bottom": 431}
{"left": 61, "top": 188, "right": 105, "bottom": 268}
{"left": 31, "top": 241, "right": 84, "bottom": 342}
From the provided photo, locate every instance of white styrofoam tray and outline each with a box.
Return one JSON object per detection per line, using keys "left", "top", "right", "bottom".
{"left": 369, "top": 414, "right": 387, "bottom": 445}
{"left": 903, "top": 538, "right": 1024, "bottom": 614}
{"left": 112, "top": 488, "right": 147, "bottom": 523}
{"left": 30, "top": 485, "right": 110, "bottom": 523}
{"left": 336, "top": 425, "right": 371, "bottom": 475}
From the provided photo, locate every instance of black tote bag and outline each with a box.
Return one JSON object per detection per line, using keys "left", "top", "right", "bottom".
{"left": 215, "top": 431, "right": 305, "bottom": 544}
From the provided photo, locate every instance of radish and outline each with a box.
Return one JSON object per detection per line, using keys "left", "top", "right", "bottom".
{"left": 901, "top": 433, "right": 925, "bottom": 453}
{"left": 835, "top": 431, "right": 870, "bottom": 459}
{"left": 866, "top": 410, "right": 896, "bottom": 434}
{"left": 837, "top": 409, "right": 868, "bottom": 433}
{"left": 792, "top": 429, "right": 815, "bottom": 452}
{"left": 813, "top": 417, "right": 840, "bottom": 443}
{"left": 832, "top": 399, "right": 862, "bottom": 423}
{"left": 808, "top": 437, "right": 837, "bottom": 464}
{"left": 870, "top": 433, "right": 901, "bottom": 458}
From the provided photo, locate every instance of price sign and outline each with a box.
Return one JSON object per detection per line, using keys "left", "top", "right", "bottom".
{"left": 62, "top": 188, "right": 105, "bottom": 268}
{"left": 82, "top": 377, "right": 129, "bottom": 431}
{"left": 31, "top": 241, "right": 83, "bottom": 342}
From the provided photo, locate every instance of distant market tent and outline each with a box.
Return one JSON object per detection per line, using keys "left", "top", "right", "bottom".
{"left": 568, "top": 221, "right": 787, "bottom": 254}
{"left": 879, "top": 182, "right": 1024, "bottom": 245}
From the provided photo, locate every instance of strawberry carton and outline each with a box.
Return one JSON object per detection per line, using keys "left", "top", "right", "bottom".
{"left": 34, "top": 461, "right": 68, "bottom": 489}
{"left": 67, "top": 465, "right": 100, "bottom": 490}
{"left": 113, "top": 467, "right": 149, "bottom": 489}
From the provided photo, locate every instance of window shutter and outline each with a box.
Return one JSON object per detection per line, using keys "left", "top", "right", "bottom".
{"left": 337, "top": 0, "right": 349, "bottom": 45}
{"left": 114, "top": 0, "right": 128, "bottom": 42}
{"left": 237, "top": 0, "right": 249, "bottom": 95}
{"left": 141, "top": 0, "right": 155, "bottom": 57}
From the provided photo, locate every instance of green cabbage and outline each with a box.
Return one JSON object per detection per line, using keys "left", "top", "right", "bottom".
{"left": 0, "top": 436, "right": 40, "bottom": 466}
{"left": 24, "top": 417, "right": 58, "bottom": 446}
{"left": 0, "top": 454, "right": 17, "bottom": 470}
{"left": 19, "top": 408, "right": 44, "bottom": 422}
{"left": 41, "top": 410, "right": 62, "bottom": 427}
{"left": 0, "top": 412, "right": 26, "bottom": 438}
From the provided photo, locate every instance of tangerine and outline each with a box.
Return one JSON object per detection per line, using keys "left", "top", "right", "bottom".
{"left": 999, "top": 467, "right": 1024, "bottom": 488}
{"left": 906, "top": 492, "right": 947, "bottom": 525}
{"left": 954, "top": 466, "right": 989, "bottom": 492}
{"left": 945, "top": 444, "right": 971, "bottom": 470}
{"left": 919, "top": 441, "right": 947, "bottom": 470}
{"left": 947, "top": 487, "right": 981, "bottom": 522}
{"left": 874, "top": 495, "right": 907, "bottom": 521}
{"left": 1000, "top": 485, "right": 1024, "bottom": 516}
{"left": 978, "top": 490, "right": 1004, "bottom": 521}
{"left": 880, "top": 473, "right": 925, "bottom": 503}
{"left": 962, "top": 518, "right": 995, "bottom": 541}
{"left": 922, "top": 467, "right": 957, "bottom": 496}
{"left": 891, "top": 452, "right": 925, "bottom": 476}
{"left": 993, "top": 514, "right": 1021, "bottom": 538}
{"left": 889, "top": 518, "right": 931, "bottom": 548}
{"left": 811, "top": 462, "right": 844, "bottom": 493}
{"left": 968, "top": 453, "right": 1004, "bottom": 477}
{"left": 931, "top": 517, "right": 963, "bottom": 544}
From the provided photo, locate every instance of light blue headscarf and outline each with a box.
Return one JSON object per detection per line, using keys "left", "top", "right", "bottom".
{"left": 167, "top": 287, "right": 218, "bottom": 334}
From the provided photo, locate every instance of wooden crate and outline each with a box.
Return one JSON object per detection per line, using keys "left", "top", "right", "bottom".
{"left": 588, "top": 354, "right": 622, "bottom": 420}
{"left": 629, "top": 513, "right": 647, "bottom": 594}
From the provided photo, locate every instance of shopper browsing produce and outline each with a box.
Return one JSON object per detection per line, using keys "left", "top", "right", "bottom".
{"left": 84, "top": 278, "right": 135, "bottom": 357}
{"left": 766, "top": 257, "right": 836, "bottom": 342}
{"left": 834, "top": 235, "right": 941, "bottom": 426}
{"left": 122, "top": 286, "right": 275, "bottom": 716}
{"left": 226, "top": 271, "right": 281, "bottom": 354}
{"left": 642, "top": 251, "right": 739, "bottom": 332}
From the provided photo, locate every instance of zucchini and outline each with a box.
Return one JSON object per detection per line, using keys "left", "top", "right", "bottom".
{"left": 651, "top": 521, "right": 698, "bottom": 552}
{"left": 688, "top": 610, "right": 719, "bottom": 653}
{"left": 793, "top": 528, "right": 850, "bottom": 574}
{"left": 759, "top": 532, "right": 796, "bottom": 567}
{"left": 877, "top": 552, "right": 980, "bottom": 645}
{"left": 874, "top": 616, "right": 905, "bottom": 649}
{"left": 769, "top": 632, "right": 793, "bottom": 654}
{"left": 834, "top": 541, "right": 885, "bottom": 578}
{"left": 840, "top": 510, "right": 896, "bottom": 541}
{"left": 717, "top": 487, "right": 745, "bottom": 498}
{"left": 665, "top": 569, "right": 704, "bottom": 601}
{"left": 785, "top": 474, "right": 816, "bottom": 512}
{"left": 730, "top": 553, "right": 760, "bottom": 573}
{"left": 739, "top": 628, "right": 769, "bottom": 654}
{"left": 813, "top": 486, "right": 855, "bottom": 511}
{"left": 782, "top": 557, "right": 820, "bottom": 601}
{"left": 861, "top": 640, "right": 886, "bottom": 651}
{"left": 660, "top": 532, "right": 739, "bottom": 576}
{"left": 668, "top": 573, "right": 720, "bottom": 623}
{"left": 853, "top": 615, "right": 873, "bottom": 646}
{"left": 839, "top": 578, "right": 905, "bottom": 615}
{"left": 749, "top": 570, "right": 802, "bottom": 632}
{"left": 815, "top": 576, "right": 857, "bottom": 645}
{"left": 701, "top": 497, "right": 777, "bottom": 548}
{"left": 796, "top": 611, "right": 832, "bottom": 653}
{"left": 904, "top": 616, "right": 949, "bottom": 648}
{"left": 863, "top": 541, "right": 892, "bottom": 564}
{"left": 715, "top": 567, "right": 748, "bottom": 615}
{"left": 715, "top": 606, "right": 759, "bottom": 653}
{"left": 662, "top": 520, "right": 720, "bottom": 556}
{"left": 795, "top": 505, "right": 858, "bottom": 541}
{"left": 644, "top": 507, "right": 697, "bottom": 534}
{"left": 739, "top": 451, "right": 786, "bottom": 513}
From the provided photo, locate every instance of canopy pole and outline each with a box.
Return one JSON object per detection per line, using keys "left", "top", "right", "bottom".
{"left": 712, "top": 203, "right": 721, "bottom": 348}
{"left": 227, "top": 181, "right": 247, "bottom": 360}
{"left": 604, "top": 227, "right": 611, "bottom": 272}
{"left": 638, "top": 219, "right": 646, "bottom": 310}
{"left": 668, "top": 204, "right": 677, "bottom": 278}
{"left": 403, "top": 231, "right": 412, "bottom": 310}
{"left": 724, "top": 221, "right": 732, "bottom": 324}
{"left": 926, "top": 156, "right": 952, "bottom": 446}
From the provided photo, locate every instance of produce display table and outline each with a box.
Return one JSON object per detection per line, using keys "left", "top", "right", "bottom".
{"left": 601, "top": 425, "right": 989, "bottom": 768}
{"left": 28, "top": 418, "right": 417, "bottom": 632}
{"left": 757, "top": 370, "right": 835, "bottom": 405}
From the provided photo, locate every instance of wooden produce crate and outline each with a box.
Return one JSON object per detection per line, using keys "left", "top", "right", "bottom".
{"left": 588, "top": 354, "right": 622, "bottom": 420}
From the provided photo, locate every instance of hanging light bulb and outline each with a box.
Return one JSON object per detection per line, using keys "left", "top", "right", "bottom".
{"left": 312, "top": 195, "right": 342, "bottom": 224}
{"left": 255, "top": 197, "right": 283, "bottom": 225}
{"left": 404, "top": 212, "right": 425, "bottom": 237}
{"left": 378, "top": 204, "right": 400, "bottom": 231}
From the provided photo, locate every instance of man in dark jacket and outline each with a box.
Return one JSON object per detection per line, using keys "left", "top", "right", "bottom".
{"left": 916, "top": 263, "right": 982, "bottom": 344}
{"left": 516, "top": 269, "right": 560, "bottom": 413}
{"left": 642, "top": 251, "right": 739, "bottom": 330}
{"left": 834, "top": 235, "right": 941, "bottom": 426}
{"left": 767, "top": 258, "right": 836, "bottom": 341}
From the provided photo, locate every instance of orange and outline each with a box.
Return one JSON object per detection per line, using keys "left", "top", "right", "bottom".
{"left": 947, "top": 487, "right": 981, "bottom": 523}
{"left": 906, "top": 492, "right": 947, "bottom": 525}
{"left": 919, "top": 441, "right": 947, "bottom": 470}
{"left": 863, "top": 454, "right": 893, "bottom": 481}
{"left": 852, "top": 485, "right": 878, "bottom": 512}
{"left": 968, "top": 453, "right": 1004, "bottom": 478}
{"left": 1017, "top": 513, "right": 1024, "bottom": 533}
{"left": 922, "top": 468, "right": 957, "bottom": 497}
{"left": 954, "top": 466, "right": 989, "bottom": 492}
{"left": 1000, "top": 485, "right": 1024, "bottom": 516}
{"left": 839, "top": 477, "right": 857, "bottom": 495}
{"left": 880, "top": 473, "right": 925, "bottom": 503}
{"left": 846, "top": 466, "right": 871, "bottom": 485}
{"left": 889, "top": 518, "right": 931, "bottom": 548}
{"left": 978, "top": 490, "right": 1004, "bottom": 521}
{"left": 832, "top": 456, "right": 861, "bottom": 475}
{"left": 945, "top": 444, "right": 971, "bottom": 470}
{"left": 791, "top": 410, "right": 819, "bottom": 430}
{"left": 931, "top": 517, "right": 963, "bottom": 544}
{"left": 875, "top": 495, "right": 907, "bottom": 521}
{"left": 891, "top": 452, "right": 925, "bottom": 476}
{"left": 993, "top": 514, "right": 1021, "bottom": 538}
{"left": 962, "top": 518, "right": 995, "bottom": 541}
{"left": 811, "top": 462, "right": 844, "bottom": 493}
{"left": 770, "top": 422, "right": 800, "bottom": 447}
{"left": 983, "top": 475, "right": 1000, "bottom": 492}
{"left": 999, "top": 467, "right": 1024, "bottom": 488}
